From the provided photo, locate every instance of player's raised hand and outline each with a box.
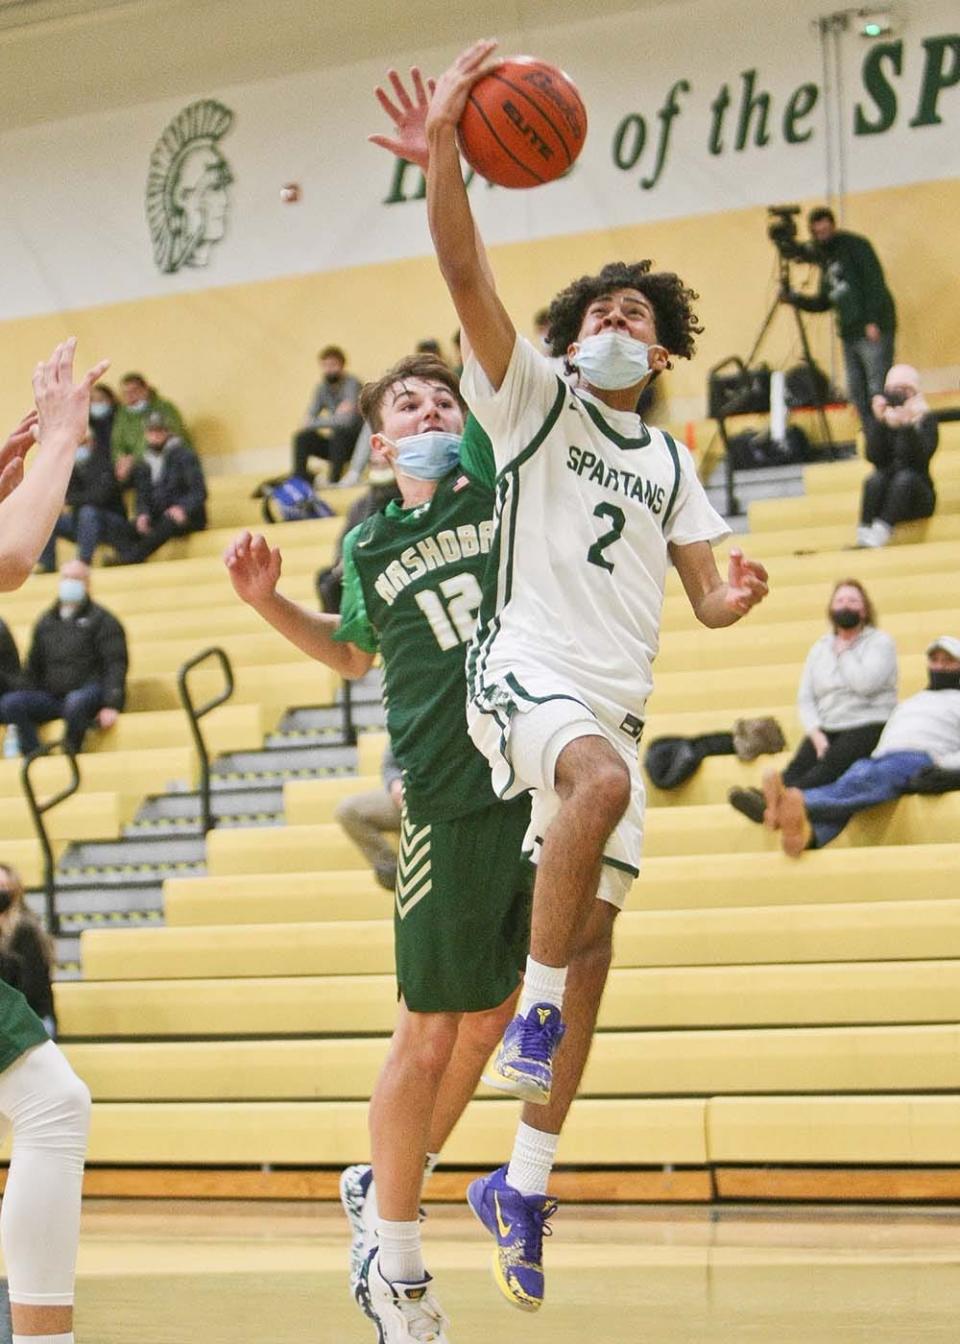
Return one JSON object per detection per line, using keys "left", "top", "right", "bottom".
{"left": 724, "top": 547, "right": 768, "bottom": 616}
{"left": 370, "top": 66, "right": 435, "bottom": 172}
{"left": 32, "top": 339, "right": 110, "bottom": 452}
{"left": 426, "top": 38, "right": 500, "bottom": 138}
{"left": 224, "top": 530, "right": 283, "bottom": 607}
{"left": 0, "top": 410, "right": 39, "bottom": 504}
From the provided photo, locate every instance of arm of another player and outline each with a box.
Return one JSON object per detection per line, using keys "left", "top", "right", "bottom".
{"left": 224, "top": 531, "right": 374, "bottom": 679}
{"left": 424, "top": 40, "right": 517, "bottom": 390}
{"left": 0, "top": 340, "right": 109, "bottom": 591}
{"left": 670, "top": 541, "right": 769, "bottom": 628}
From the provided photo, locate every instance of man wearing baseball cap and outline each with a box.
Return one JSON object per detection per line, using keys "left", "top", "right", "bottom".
{"left": 763, "top": 635, "right": 960, "bottom": 855}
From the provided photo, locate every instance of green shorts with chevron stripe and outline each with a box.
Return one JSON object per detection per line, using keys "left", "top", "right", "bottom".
{"left": 394, "top": 794, "right": 533, "bottom": 1013}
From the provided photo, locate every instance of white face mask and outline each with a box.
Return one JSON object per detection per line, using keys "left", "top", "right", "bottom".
{"left": 572, "top": 331, "right": 652, "bottom": 391}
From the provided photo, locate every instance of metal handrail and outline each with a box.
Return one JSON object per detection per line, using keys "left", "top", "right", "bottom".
{"left": 341, "top": 676, "right": 357, "bottom": 747}
{"left": 21, "top": 741, "right": 80, "bottom": 936}
{"left": 176, "top": 646, "right": 234, "bottom": 836}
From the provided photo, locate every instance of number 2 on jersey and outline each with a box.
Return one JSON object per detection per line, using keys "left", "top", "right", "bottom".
{"left": 414, "top": 572, "right": 483, "bottom": 651}
{"left": 586, "top": 502, "right": 626, "bottom": 573}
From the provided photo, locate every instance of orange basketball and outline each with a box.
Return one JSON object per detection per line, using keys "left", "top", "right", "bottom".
{"left": 457, "top": 57, "right": 588, "bottom": 189}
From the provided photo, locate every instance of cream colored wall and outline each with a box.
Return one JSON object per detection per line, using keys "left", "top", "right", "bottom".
{"left": 1, "top": 177, "right": 956, "bottom": 458}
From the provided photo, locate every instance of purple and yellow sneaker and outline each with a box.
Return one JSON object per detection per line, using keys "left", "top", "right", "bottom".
{"left": 467, "top": 1165, "right": 557, "bottom": 1312}
{"left": 481, "top": 1003, "right": 565, "bottom": 1105}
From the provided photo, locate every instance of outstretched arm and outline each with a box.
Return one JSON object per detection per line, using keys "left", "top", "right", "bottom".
{"left": 670, "top": 542, "right": 769, "bottom": 628}
{"left": 224, "top": 531, "right": 374, "bottom": 680}
{"left": 424, "top": 40, "right": 517, "bottom": 389}
{"left": 0, "top": 339, "right": 109, "bottom": 591}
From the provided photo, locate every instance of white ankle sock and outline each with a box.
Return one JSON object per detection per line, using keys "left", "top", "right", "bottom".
{"left": 377, "top": 1219, "right": 425, "bottom": 1284}
{"left": 13, "top": 1334, "right": 73, "bottom": 1343}
{"left": 518, "top": 957, "right": 567, "bottom": 1017}
{"left": 507, "top": 1122, "right": 560, "bottom": 1196}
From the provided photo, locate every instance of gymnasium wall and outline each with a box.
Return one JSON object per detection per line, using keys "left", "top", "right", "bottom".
{"left": 0, "top": 0, "right": 957, "bottom": 458}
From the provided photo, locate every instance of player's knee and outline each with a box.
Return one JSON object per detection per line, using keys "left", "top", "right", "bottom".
{"left": 580, "top": 755, "right": 631, "bottom": 824}
{"left": 399, "top": 1012, "right": 460, "bottom": 1080}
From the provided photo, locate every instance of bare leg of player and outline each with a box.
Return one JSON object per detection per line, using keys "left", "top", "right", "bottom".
{"left": 425, "top": 993, "right": 518, "bottom": 1149}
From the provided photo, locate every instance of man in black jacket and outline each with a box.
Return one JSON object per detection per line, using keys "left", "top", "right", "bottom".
{"left": 782, "top": 207, "right": 896, "bottom": 428}
{"left": 36, "top": 426, "right": 134, "bottom": 571}
{"left": 0, "top": 560, "right": 128, "bottom": 754}
{"left": 116, "top": 410, "right": 207, "bottom": 563}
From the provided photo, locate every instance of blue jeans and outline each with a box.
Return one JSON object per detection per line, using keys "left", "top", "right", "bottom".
{"left": 803, "top": 751, "right": 933, "bottom": 848}
{"left": 39, "top": 506, "right": 134, "bottom": 569}
{"left": 0, "top": 682, "right": 105, "bottom": 754}
{"left": 842, "top": 331, "right": 894, "bottom": 428}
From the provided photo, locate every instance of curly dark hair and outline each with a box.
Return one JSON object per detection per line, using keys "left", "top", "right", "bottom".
{"left": 544, "top": 260, "right": 703, "bottom": 367}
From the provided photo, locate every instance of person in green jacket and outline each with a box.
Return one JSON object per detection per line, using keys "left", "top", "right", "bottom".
{"left": 110, "top": 370, "right": 188, "bottom": 483}
{"left": 782, "top": 207, "right": 896, "bottom": 429}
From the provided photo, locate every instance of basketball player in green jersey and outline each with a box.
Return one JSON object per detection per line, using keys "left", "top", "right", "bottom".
{"left": 0, "top": 338, "right": 107, "bottom": 1344}
{"left": 225, "top": 354, "right": 531, "bottom": 1344}
{"left": 414, "top": 40, "right": 769, "bottom": 1311}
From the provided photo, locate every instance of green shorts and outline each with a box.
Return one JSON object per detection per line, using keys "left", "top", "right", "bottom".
{"left": 394, "top": 794, "right": 532, "bottom": 1013}
{"left": 0, "top": 980, "right": 49, "bottom": 1074}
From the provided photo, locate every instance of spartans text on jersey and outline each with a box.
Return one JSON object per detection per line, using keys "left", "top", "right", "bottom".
{"left": 373, "top": 521, "right": 496, "bottom": 606}
{"left": 566, "top": 445, "right": 666, "bottom": 515}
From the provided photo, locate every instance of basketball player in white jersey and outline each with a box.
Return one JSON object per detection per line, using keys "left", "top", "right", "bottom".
{"left": 422, "top": 40, "right": 769, "bottom": 1311}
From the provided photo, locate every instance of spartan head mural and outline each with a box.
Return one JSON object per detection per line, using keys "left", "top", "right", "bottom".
{"left": 146, "top": 99, "right": 235, "bottom": 274}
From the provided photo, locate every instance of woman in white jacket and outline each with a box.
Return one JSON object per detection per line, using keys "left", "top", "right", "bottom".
{"left": 731, "top": 578, "right": 897, "bottom": 822}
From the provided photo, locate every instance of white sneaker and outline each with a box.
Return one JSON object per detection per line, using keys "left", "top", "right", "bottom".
{"left": 340, "top": 1163, "right": 379, "bottom": 1288}
{"left": 856, "top": 524, "right": 874, "bottom": 547}
{"left": 864, "top": 520, "right": 893, "bottom": 547}
{"left": 355, "top": 1247, "right": 451, "bottom": 1342}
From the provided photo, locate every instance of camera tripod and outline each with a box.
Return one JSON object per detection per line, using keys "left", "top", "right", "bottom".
{"left": 747, "top": 254, "right": 836, "bottom": 456}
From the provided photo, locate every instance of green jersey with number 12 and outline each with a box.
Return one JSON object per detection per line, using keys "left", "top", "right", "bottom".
{"left": 336, "top": 469, "right": 498, "bottom": 824}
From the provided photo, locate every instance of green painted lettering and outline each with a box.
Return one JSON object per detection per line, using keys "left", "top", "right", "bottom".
{"left": 783, "top": 83, "right": 818, "bottom": 143}
{"left": 910, "top": 35, "right": 960, "bottom": 127}
{"left": 854, "top": 41, "right": 902, "bottom": 134}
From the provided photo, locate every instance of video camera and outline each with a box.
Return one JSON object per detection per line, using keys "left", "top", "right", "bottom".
{"left": 767, "top": 205, "right": 815, "bottom": 263}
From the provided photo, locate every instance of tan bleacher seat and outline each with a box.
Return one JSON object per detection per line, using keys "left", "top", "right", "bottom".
{"left": 5, "top": 791, "right": 128, "bottom": 842}
{"left": 45, "top": 703, "right": 263, "bottom": 755}
{"left": 711, "top": 513, "right": 960, "bottom": 557}
{"left": 749, "top": 478, "right": 960, "bottom": 533}
{"left": 282, "top": 775, "right": 379, "bottom": 823}
{"left": 61, "top": 1021, "right": 960, "bottom": 1101}
{"left": 80, "top": 897, "right": 960, "bottom": 982}
{"left": 126, "top": 662, "right": 336, "bottom": 720}
{"left": 164, "top": 870, "right": 389, "bottom": 927}
{"left": 54, "top": 959, "right": 960, "bottom": 1038}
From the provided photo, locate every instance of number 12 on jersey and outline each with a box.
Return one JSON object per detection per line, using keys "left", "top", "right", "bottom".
{"left": 414, "top": 572, "right": 483, "bottom": 651}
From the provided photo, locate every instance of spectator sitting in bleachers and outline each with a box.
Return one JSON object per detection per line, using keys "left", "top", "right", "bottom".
{"left": 36, "top": 425, "right": 134, "bottom": 573}
{"left": 0, "top": 618, "right": 20, "bottom": 701}
{"left": 111, "top": 371, "right": 189, "bottom": 485}
{"left": 0, "top": 864, "right": 56, "bottom": 1037}
{"left": 729, "top": 579, "right": 896, "bottom": 822}
{"left": 291, "top": 345, "right": 363, "bottom": 485}
{"left": 857, "top": 364, "right": 938, "bottom": 548}
{"left": 114, "top": 411, "right": 207, "bottom": 563}
{"left": 763, "top": 635, "right": 960, "bottom": 856}
{"left": 88, "top": 381, "right": 118, "bottom": 455}
{"left": 315, "top": 460, "right": 401, "bottom": 612}
{"left": 0, "top": 560, "right": 127, "bottom": 755}
{"left": 334, "top": 742, "right": 403, "bottom": 891}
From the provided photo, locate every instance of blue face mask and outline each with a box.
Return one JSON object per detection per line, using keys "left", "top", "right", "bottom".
{"left": 572, "top": 331, "right": 652, "bottom": 391}
{"left": 390, "top": 431, "right": 461, "bottom": 481}
{"left": 58, "top": 578, "right": 86, "bottom": 607}
{"left": 89, "top": 402, "right": 111, "bottom": 420}
{"left": 75, "top": 444, "right": 92, "bottom": 466}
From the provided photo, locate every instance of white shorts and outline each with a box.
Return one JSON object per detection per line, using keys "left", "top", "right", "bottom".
{"left": 467, "top": 670, "right": 646, "bottom": 907}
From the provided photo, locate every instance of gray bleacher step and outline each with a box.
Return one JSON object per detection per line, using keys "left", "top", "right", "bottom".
{"left": 58, "top": 833, "right": 207, "bottom": 873}
{"left": 279, "top": 701, "right": 386, "bottom": 736}
{"left": 132, "top": 787, "right": 286, "bottom": 825}
{"left": 27, "top": 879, "right": 164, "bottom": 919}
{"left": 214, "top": 742, "right": 359, "bottom": 778}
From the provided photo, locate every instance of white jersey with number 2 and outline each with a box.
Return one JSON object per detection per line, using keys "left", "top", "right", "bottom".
{"left": 462, "top": 336, "right": 729, "bottom": 749}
